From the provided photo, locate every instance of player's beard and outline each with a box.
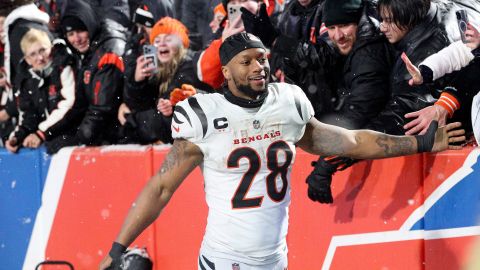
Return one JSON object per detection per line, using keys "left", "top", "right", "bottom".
{"left": 233, "top": 77, "right": 269, "bottom": 100}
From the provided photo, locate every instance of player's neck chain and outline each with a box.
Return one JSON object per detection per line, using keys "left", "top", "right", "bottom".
{"left": 222, "top": 87, "right": 268, "bottom": 108}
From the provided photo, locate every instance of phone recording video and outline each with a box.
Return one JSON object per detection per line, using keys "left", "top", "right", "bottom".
{"left": 227, "top": 3, "right": 242, "bottom": 23}
{"left": 143, "top": 45, "right": 158, "bottom": 69}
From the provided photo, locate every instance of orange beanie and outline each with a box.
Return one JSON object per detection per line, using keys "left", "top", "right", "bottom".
{"left": 214, "top": 3, "right": 226, "bottom": 16}
{"left": 150, "top": 17, "right": 190, "bottom": 48}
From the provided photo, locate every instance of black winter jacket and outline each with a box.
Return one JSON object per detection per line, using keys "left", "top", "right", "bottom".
{"left": 11, "top": 42, "right": 82, "bottom": 147}
{"left": 318, "top": 3, "right": 395, "bottom": 129}
{"left": 123, "top": 52, "right": 212, "bottom": 144}
{"left": 62, "top": 0, "right": 127, "bottom": 145}
{"left": 271, "top": 0, "right": 338, "bottom": 115}
{"left": 366, "top": 4, "right": 450, "bottom": 134}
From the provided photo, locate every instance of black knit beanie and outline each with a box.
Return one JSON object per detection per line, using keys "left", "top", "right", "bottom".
{"left": 323, "top": 0, "right": 363, "bottom": 27}
{"left": 61, "top": 16, "right": 87, "bottom": 33}
{"left": 220, "top": 33, "right": 266, "bottom": 65}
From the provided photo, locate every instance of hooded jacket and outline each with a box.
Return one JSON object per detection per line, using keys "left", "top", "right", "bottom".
{"left": 2, "top": 3, "right": 50, "bottom": 89}
{"left": 366, "top": 3, "right": 449, "bottom": 135}
{"left": 62, "top": 0, "right": 127, "bottom": 145}
{"left": 1, "top": 3, "right": 50, "bottom": 145}
{"left": 10, "top": 41, "right": 81, "bottom": 152}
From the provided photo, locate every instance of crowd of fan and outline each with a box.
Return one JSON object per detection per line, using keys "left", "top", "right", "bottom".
{"left": 0, "top": 0, "right": 479, "bottom": 159}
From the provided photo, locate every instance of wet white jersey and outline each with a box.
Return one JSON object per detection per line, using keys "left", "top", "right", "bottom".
{"left": 172, "top": 83, "right": 314, "bottom": 265}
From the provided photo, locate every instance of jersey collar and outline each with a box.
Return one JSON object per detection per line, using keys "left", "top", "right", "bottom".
{"left": 222, "top": 86, "right": 268, "bottom": 108}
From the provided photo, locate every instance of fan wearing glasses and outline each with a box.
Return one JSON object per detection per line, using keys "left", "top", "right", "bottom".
{"left": 5, "top": 28, "right": 78, "bottom": 154}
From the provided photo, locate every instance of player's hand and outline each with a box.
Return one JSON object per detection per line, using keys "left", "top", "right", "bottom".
{"left": 118, "top": 103, "right": 131, "bottom": 125}
{"left": 23, "top": 133, "right": 42, "bottom": 148}
{"left": 401, "top": 52, "right": 423, "bottom": 86}
{"left": 404, "top": 105, "right": 448, "bottom": 135}
{"left": 157, "top": 98, "right": 173, "bottom": 117}
{"left": 134, "top": 55, "right": 156, "bottom": 82}
{"left": 431, "top": 122, "right": 465, "bottom": 152}
{"left": 222, "top": 16, "right": 245, "bottom": 42}
{"left": 98, "top": 255, "right": 113, "bottom": 270}
{"left": 465, "top": 23, "right": 480, "bottom": 50}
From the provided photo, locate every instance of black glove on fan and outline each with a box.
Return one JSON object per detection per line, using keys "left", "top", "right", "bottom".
{"left": 240, "top": 3, "right": 278, "bottom": 47}
{"left": 306, "top": 156, "right": 357, "bottom": 204}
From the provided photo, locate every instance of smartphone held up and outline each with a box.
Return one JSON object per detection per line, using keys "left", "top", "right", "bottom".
{"left": 456, "top": 9, "right": 469, "bottom": 43}
{"left": 227, "top": 3, "right": 242, "bottom": 24}
{"left": 143, "top": 45, "right": 158, "bottom": 69}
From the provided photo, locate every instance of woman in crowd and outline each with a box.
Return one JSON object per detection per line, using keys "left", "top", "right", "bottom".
{"left": 120, "top": 17, "right": 212, "bottom": 144}
{"left": 5, "top": 28, "right": 78, "bottom": 154}
{"left": 364, "top": 0, "right": 450, "bottom": 135}
{"left": 401, "top": 22, "right": 480, "bottom": 142}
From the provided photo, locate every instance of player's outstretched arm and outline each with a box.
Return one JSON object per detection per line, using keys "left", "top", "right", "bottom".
{"left": 297, "top": 118, "right": 465, "bottom": 160}
{"left": 99, "top": 139, "right": 203, "bottom": 269}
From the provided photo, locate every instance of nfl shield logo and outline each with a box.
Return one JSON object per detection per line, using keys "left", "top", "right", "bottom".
{"left": 83, "top": 70, "right": 91, "bottom": 84}
{"left": 232, "top": 263, "right": 240, "bottom": 270}
{"left": 253, "top": 120, "right": 260, "bottom": 129}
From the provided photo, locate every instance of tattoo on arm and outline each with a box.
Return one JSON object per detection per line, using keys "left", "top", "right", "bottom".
{"left": 375, "top": 135, "right": 415, "bottom": 156}
{"left": 159, "top": 139, "right": 188, "bottom": 175}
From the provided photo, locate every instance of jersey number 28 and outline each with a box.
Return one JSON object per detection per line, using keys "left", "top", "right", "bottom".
{"left": 228, "top": 141, "right": 293, "bottom": 209}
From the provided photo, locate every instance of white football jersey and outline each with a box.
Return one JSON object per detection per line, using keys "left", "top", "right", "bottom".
{"left": 172, "top": 83, "right": 314, "bottom": 265}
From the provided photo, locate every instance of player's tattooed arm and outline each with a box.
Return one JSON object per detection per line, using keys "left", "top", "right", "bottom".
{"left": 297, "top": 119, "right": 354, "bottom": 156}
{"left": 158, "top": 138, "right": 202, "bottom": 176}
{"left": 297, "top": 119, "right": 464, "bottom": 159}
{"left": 114, "top": 139, "right": 203, "bottom": 248}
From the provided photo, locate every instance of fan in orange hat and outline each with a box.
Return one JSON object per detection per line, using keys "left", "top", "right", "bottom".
{"left": 150, "top": 16, "right": 189, "bottom": 49}
{"left": 209, "top": 3, "right": 227, "bottom": 33}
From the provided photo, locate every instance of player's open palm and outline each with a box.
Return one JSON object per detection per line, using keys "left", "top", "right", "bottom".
{"left": 431, "top": 122, "right": 465, "bottom": 152}
{"left": 98, "top": 255, "right": 112, "bottom": 270}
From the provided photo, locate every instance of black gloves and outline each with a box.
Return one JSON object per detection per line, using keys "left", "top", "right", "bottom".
{"left": 294, "top": 42, "right": 321, "bottom": 69}
{"left": 240, "top": 3, "right": 278, "bottom": 47}
{"left": 306, "top": 156, "right": 357, "bottom": 204}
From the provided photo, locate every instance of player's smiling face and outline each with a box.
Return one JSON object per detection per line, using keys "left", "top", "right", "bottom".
{"left": 223, "top": 47, "right": 270, "bottom": 100}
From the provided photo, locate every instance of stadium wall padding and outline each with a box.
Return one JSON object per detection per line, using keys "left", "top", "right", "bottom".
{"left": 1, "top": 146, "right": 479, "bottom": 270}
